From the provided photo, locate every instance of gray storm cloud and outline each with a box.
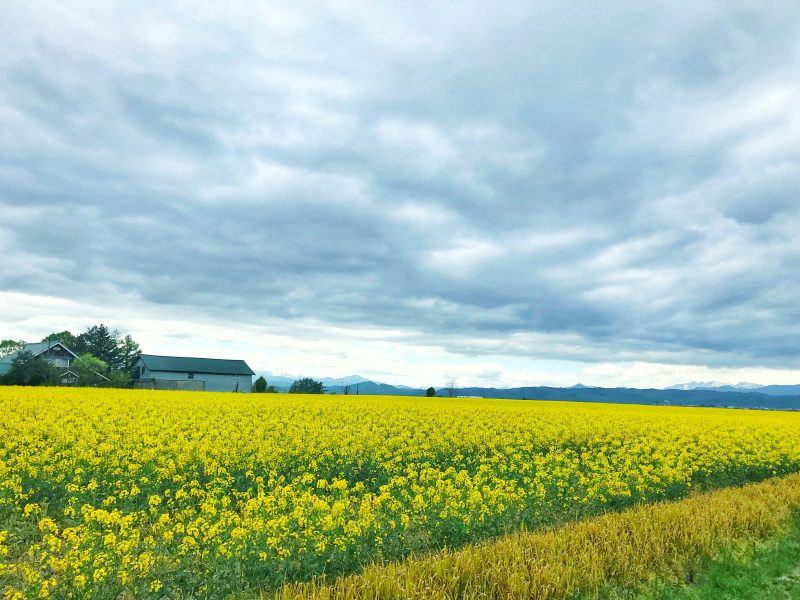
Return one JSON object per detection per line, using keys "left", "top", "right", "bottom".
{"left": 1, "top": 1, "right": 799, "bottom": 369}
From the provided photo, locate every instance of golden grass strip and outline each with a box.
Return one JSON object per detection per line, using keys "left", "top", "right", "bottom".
{"left": 274, "top": 472, "right": 800, "bottom": 600}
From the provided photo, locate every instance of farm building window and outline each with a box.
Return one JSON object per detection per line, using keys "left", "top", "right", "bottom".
{"left": 188, "top": 373, "right": 194, "bottom": 379}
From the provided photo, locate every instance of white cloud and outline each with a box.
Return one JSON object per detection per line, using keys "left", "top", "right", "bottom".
{"left": 2, "top": 1, "right": 800, "bottom": 387}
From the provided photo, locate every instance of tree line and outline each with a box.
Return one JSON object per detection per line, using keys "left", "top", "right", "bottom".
{"left": 0, "top": 324, "right": 140, "bottom": 387}
{"left": 254, "top": 379, "right": 441, "bottom": 397}
{"left": 252, "top": 376, "right": 325, "bottom": 394}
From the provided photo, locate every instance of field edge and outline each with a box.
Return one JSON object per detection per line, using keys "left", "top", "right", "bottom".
{"left": 271, "top": 473, "right": 800, "bottom": 600}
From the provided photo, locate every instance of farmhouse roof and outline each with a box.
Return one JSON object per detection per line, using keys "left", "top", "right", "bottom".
{"left": 0, "top": 340, "right": 78, "bottom": 366}
{"left": 137, "top": 354, "right": 255, "bottom": 376}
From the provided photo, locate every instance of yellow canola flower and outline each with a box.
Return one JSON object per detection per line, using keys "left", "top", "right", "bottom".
{"left": 1, "top": 387, "right": 800, "bottom": 598}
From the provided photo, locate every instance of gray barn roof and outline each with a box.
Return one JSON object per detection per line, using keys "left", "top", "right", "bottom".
{"left": 137, "top": 354, "right": 255, "bottom": 376}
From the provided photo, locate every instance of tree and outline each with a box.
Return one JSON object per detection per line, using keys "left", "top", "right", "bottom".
{"left": 445, "top": 377, "right": 457, "bottom": 398}
{"left": 42, "top": 327, "right": 141, "bottom": 372}
{"left": 77, "top": 325, "right": 120, "bottom": 370}
{"left": 42, "top": 331, "right": 81, "bottom": 353}
{"left": 0, "top": 339, "right": 26, "bottom": 358}
{"left": 72, "top": 353, "right": 111, "bottom": 387}
{"left": 106, "top": 369, "right": 132, "bottom": 388}
{"left": 40, "top": 326, "right": 140, "bottom": 386}
{"left": 118, "top": 335, "right": 141, "bottom": 372}
{"left": 426, "top": 387, "right": 436, "bottom": 397}
{"left": 253, "top": 376, "right": 267, "bottom": 393}
{"left": 289, "top": 378, "right": 324, "bottom": 394}
{"left": 2, "top": 351, "right": 60, "bottom": 386}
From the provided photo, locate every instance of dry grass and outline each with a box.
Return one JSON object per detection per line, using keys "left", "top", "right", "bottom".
{"left": 274, "top": 472, "right": 800, "bottom": 600}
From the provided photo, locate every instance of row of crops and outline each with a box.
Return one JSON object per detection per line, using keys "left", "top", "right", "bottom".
{"left": 279, "top": 472, "right": 800, "bottom": 599}
{"left": 2, "top": 388, "right": 800, "bottom": 598}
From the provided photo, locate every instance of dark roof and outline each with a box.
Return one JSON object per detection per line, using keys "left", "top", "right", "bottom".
{"left": 137, "top": 354, "right": 255, "bottom": 376}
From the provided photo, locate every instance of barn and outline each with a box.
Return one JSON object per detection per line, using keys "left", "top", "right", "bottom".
{"left": 132, "top": 354, "right": 255, "bottom": 392}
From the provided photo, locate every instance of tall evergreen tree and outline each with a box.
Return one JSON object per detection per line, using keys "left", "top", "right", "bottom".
{"left": 118, "top": 335, "right": 141, "bottom": 372}
{"left": 76, "top": 325, "right": 120, "bottom": 371}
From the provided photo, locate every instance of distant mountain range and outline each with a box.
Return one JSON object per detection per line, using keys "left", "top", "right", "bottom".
{"left": 256, "top": 371, "right": 390, "bottom": 394}
{"left": 668, "top": 381, "right": 800, "bottom": 396}
{"left": 255, "top": 372, "right": 800, "bottom": 410}
{"left": 448, "top": 385, "right": 800, "bottom": 410}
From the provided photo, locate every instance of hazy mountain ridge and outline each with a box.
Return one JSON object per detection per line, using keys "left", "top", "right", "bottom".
{"left": 326, "top": 381, "right": 425, "bottom": 396}
{"left": 327, "top": 381, "right": 800, "bottom": 410}
{"left": 669, "top": 381, "right": 800, "bottom": 396}
{"left": 450, "top": 386, "right": 800, "bottom": 410}
{"left": 255, "top": 372, "right": 800, "bottom": 409}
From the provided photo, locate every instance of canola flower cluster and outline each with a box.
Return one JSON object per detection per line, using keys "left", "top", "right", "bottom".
{"left": 1, "top": 387, "right": 800, "bottom": 599}
{"left": 279, "top": 472, "right": 800, "bottom": 599}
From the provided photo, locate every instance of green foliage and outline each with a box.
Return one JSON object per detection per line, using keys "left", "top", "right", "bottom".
{"left": 72, "top": 353, "right": 110, "bottom": 387}
{"left": 43, "top": 325, "right": 141, "bottom": 372}
{"left": 42, "top": 331, "right": 81, "bottom": 353}
{"left": 77, "top": 325, "right": 120, "bottom": 370}
{"left": 106, "top": 370, "right": 133, "bottom": 388}
{"left": 68, "top": 353, "right": 130, "bottom": 388}
{"left": 2, "top": 328, "right": 137, "bottom": 389}
{"left": 0, "top": 339, "right": 26, "bottom": 358}
{"left": 2, "top": 351, "right": 61, "bottom": 386}
{"left": 118, "top": 335, "right": 141, "bottom": 372}
{"left": 289, "top": 377, "right": 324, "bottom": 394}
{"left": 251, "top": 378, "right": 279, "bottom": 393}
{"left": 426, "top": 387, "right": 436, "bottom": 397}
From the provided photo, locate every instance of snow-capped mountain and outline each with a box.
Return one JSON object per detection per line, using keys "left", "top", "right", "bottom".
{"left": 668, "top": 381, "right": 762, "bottom": 391}
{"left": 667, "top": 382, "right": 800, "bottom": 396}
{"left": 254, "top": 372, "right": 371, "bottom": 390}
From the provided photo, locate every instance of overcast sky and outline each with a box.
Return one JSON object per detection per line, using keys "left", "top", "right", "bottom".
{"left": 1, "top": 2, "right": 799, "bottom": 388}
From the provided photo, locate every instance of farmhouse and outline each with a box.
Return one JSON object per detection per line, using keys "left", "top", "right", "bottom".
{"left": 132, "top": 354, "right": 255, "bottom": 392}
{"left": 0, "top": 340, "right": 80, "bottom": 385}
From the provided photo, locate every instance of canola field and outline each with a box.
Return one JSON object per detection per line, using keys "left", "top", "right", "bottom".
{"left": 1, "top": 388, "right": 800, "bottom": 599}
{"left": 280, "top": 472, "right": 800, "bottom": 599}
